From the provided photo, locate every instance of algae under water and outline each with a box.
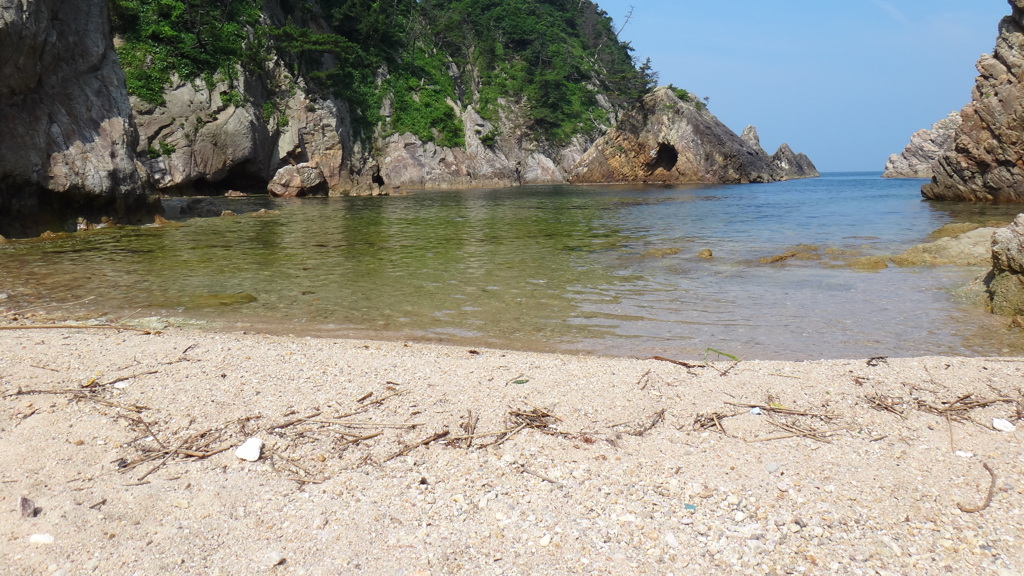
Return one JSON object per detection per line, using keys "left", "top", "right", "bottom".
{"left": 2, "top": 172, "right": 1023, "bottom": 360}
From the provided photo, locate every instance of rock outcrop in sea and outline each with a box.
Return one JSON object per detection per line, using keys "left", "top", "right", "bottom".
{"left": 0, "top": 0, "right": 155, "bottom": 238}
{"left": 988, "top": 214, "right": 1024, "bottom": 315}
{"left": 883, "top": 112, "right": 961, "bottom": 179}
{"left": 569, "top": 88, "right": 818, "bottom": 185}
{"left": 923, "top": 0, "right": 1024, "bottom": 201}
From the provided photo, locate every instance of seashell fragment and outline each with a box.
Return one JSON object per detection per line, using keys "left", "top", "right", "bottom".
{"left": 235, "top": 437, "right": 264, "bottom": 462}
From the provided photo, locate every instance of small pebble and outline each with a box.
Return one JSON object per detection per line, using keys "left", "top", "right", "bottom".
{"left": 765, "top": 462, "right": 781, "bottom": 474}
{"left": 538, "top": 534, "right": 552, "bottom": 547}
{"left": 235, "top": 437, "right": 263, "bottom": 462}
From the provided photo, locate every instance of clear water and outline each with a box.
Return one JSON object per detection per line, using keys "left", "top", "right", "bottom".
{"left": 2, "top": 172, "right": 1023, "bottom": 360}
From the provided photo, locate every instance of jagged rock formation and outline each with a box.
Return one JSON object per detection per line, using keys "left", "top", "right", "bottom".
{"left": 0, "top": 0, "right": 155, "bottom": 237}
{"left": 923, "top": 0, "right": 1024, "bottom": 201}
{"left": 883, "top": 112, "right": 961, "bottom": 179}
{"left": 133, "top": 67, "right": 354, "bottom": 196}
{"left": 377, "top": 105, "right": 573, "bottom": 190}
{"left": 988, "top": 214, "right": 1024, "bottom": 315}
{"left": 570, "top": 88, "right": 818, "bottom": 185}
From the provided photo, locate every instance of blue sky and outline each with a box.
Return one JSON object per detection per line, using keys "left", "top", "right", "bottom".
{"left": 595, "top": 0, "right": 1009, "bottom": 172}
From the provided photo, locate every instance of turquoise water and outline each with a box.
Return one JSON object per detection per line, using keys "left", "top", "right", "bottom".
{"left": 2, "top": 172, "right": 1023, "bottom": 359}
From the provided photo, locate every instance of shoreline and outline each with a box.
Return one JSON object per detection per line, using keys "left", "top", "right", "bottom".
{"left": 2, "top": 326, "right": 1022, "bottom": 574}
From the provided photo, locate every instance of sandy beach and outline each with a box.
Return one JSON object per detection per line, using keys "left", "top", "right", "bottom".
{"left": 1, "top": 325, "right": 1022, "bottom": 575}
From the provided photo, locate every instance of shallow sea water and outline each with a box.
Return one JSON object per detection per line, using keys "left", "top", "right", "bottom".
{"left": 2, "top": 172, "right": 1023, "bottom": 360}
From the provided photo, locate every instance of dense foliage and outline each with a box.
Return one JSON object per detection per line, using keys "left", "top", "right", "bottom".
{"left": 110, "top": 0, "right": 265, "bottom": 104}
{"left": 109, "top": 0, "right": 657, "bottom": 145}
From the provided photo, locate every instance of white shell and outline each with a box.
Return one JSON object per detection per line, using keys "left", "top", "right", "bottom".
{"left": 992, "top": 418, "right": 1016, "bottom": 433}
{"left": 235, "top": 437, "right": 264, "bottom": 461}
{"left": 29, "top": 533, "right": 54, "bottom": 545}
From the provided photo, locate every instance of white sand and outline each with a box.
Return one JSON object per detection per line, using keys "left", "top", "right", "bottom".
{"left": 1, "top": 327, "right": 1022, "bottom": 575}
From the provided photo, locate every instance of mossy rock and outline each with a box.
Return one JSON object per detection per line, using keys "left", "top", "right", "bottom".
{"left": 988, "top": 272, "right": 1024, "bottom": 316}
{"left": 927, "top": 222, "right": 982, "bottom": 240}
{"left": 847, "top": 256, "right": 888, "bottom": 271}
{"left": 642, "top": 247, "right": 682, "bottom": 258}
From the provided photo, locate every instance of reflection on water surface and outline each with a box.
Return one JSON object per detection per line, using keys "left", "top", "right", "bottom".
{"left": 2, "top": 173, "right": 1023, "bottom": 360}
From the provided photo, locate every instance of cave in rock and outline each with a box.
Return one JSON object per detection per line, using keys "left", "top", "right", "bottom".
{"left": 647, "top": 143, "right": 679, "bottom": 174}
{"left": 191, "top": 163, "right": 269, "bottom": 195}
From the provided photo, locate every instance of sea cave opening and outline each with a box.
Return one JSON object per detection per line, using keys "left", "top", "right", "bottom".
{"left": 647, "top": 143, "right": 679, "bottom": 174}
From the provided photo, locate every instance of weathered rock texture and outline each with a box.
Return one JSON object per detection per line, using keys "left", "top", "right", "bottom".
{"left": 0, "top": 0, "right": 154, "bottom": 237}
{"left": 267, "top": 163, "right": 328, "bottom": 198}
{"left": 923, "top": 1, "right": 1024, "bottom": 201}
{"left": 883, "top": 112, "right": 961, "bottom": 179}
{"left": 988, "top": 213, "right": 1024, "bottom": 315}
{"left": 377, "top": 105, "right": 569, "bottom": 191}
{"left": 134, "top": 68, "right": 354, "bottom": 197}
{"left": 891, "top": 226, "right": 998, "bottom": 267}
{"left": 569, "top": 88, "right": 818, "bottom": 185}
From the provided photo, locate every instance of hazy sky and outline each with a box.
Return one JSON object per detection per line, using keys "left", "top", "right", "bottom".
{"left": 595, "top": 0, "right": 1010, "bottom": 172}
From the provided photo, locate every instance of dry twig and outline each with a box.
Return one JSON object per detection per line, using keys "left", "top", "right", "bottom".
{"left": 957, "top": 463, "right": 997, "bottom": 513}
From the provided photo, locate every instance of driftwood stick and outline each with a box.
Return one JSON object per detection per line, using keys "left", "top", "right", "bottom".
{"left": 267, "top": 411, "right": 323, "bottom": 431}
{"left": 957, "top": 462, "right": 997, "bottom": 513}
{"left": 746, "top": 426, "right": 851, "bottom": 443}
{"left": 646, "top": 356, "right": 705, "bottom": 369}
{"left": 381, "top": 430, "right": 449, "bottom": 464}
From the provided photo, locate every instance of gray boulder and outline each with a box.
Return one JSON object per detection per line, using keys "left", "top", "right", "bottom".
{"left": 267, "top": 164, "right": 328, "bottom": 198}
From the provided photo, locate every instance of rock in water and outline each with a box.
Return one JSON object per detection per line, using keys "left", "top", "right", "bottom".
{"left": 569, "top": 87, "right": 818, "bottom": 185}
{"left": 988, "top": 214, "right": 1024, "bottom": 316}
{"left": 0, "top": 0, "right": 155, "bottom": 238}
{"left": 883, "top": 112, "right": 961, "bottom": 178}
{"left": 235, "top": 437, "right": 263, "bottom": 462}
{"left": 268, "top": 164, "right": 329, "bottom": 198}
{"left": 923, "top": 1, "right": 1024, "bottom": 200}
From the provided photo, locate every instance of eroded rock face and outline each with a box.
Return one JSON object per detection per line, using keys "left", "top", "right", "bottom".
{"left": 569, "top": 88, "right": 818, "bottom": 185}
{"left": 0, "top": 0, "right": 154, "bottom": 237}
{"left": 376, "top": 104, "right": 569, "bottom": 191}
{"left": 923, "top": 1, "right": 1024, "bottom": 201}
{"left": 883, "top": 112, "right": 961, "bottom": 179}
{"left": 988, "top": 213, "right": 1024, "bottom": 315}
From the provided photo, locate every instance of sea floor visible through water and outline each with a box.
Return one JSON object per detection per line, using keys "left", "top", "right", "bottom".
{"left": 1, "top": 172, "right": 1023, "bottom": 360}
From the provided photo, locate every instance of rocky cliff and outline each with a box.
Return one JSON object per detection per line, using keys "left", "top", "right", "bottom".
{"left": 569, "top": 88, "right": 817, "bottom": 185}
{"left": 0, "top": 0, "right": 155, "bottom": 237}
{"left": 0, "top": 0, "right": 819, "bottom": 237}
{"left": 923, "top": 0, "right": 1024, "bottom": 201}
{"left": 883, "top": 112, "right": 961, "bottom": 179}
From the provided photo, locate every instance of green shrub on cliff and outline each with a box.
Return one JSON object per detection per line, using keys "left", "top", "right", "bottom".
{"left": 110, "top": 0, "right": 656, "bottom": 146}
{"left": 110, "top": 0, "right": 265, "bottom": 105}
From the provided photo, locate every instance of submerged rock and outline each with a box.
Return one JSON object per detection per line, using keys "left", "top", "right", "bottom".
{"left": 569, "top": 87, "right": 818, "bottom": 185}
{"left": 883, "top": 112, "right": 960, "bottom": 179}
{"left": 891, "top": 227, "right": 998, "bottom": 267}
